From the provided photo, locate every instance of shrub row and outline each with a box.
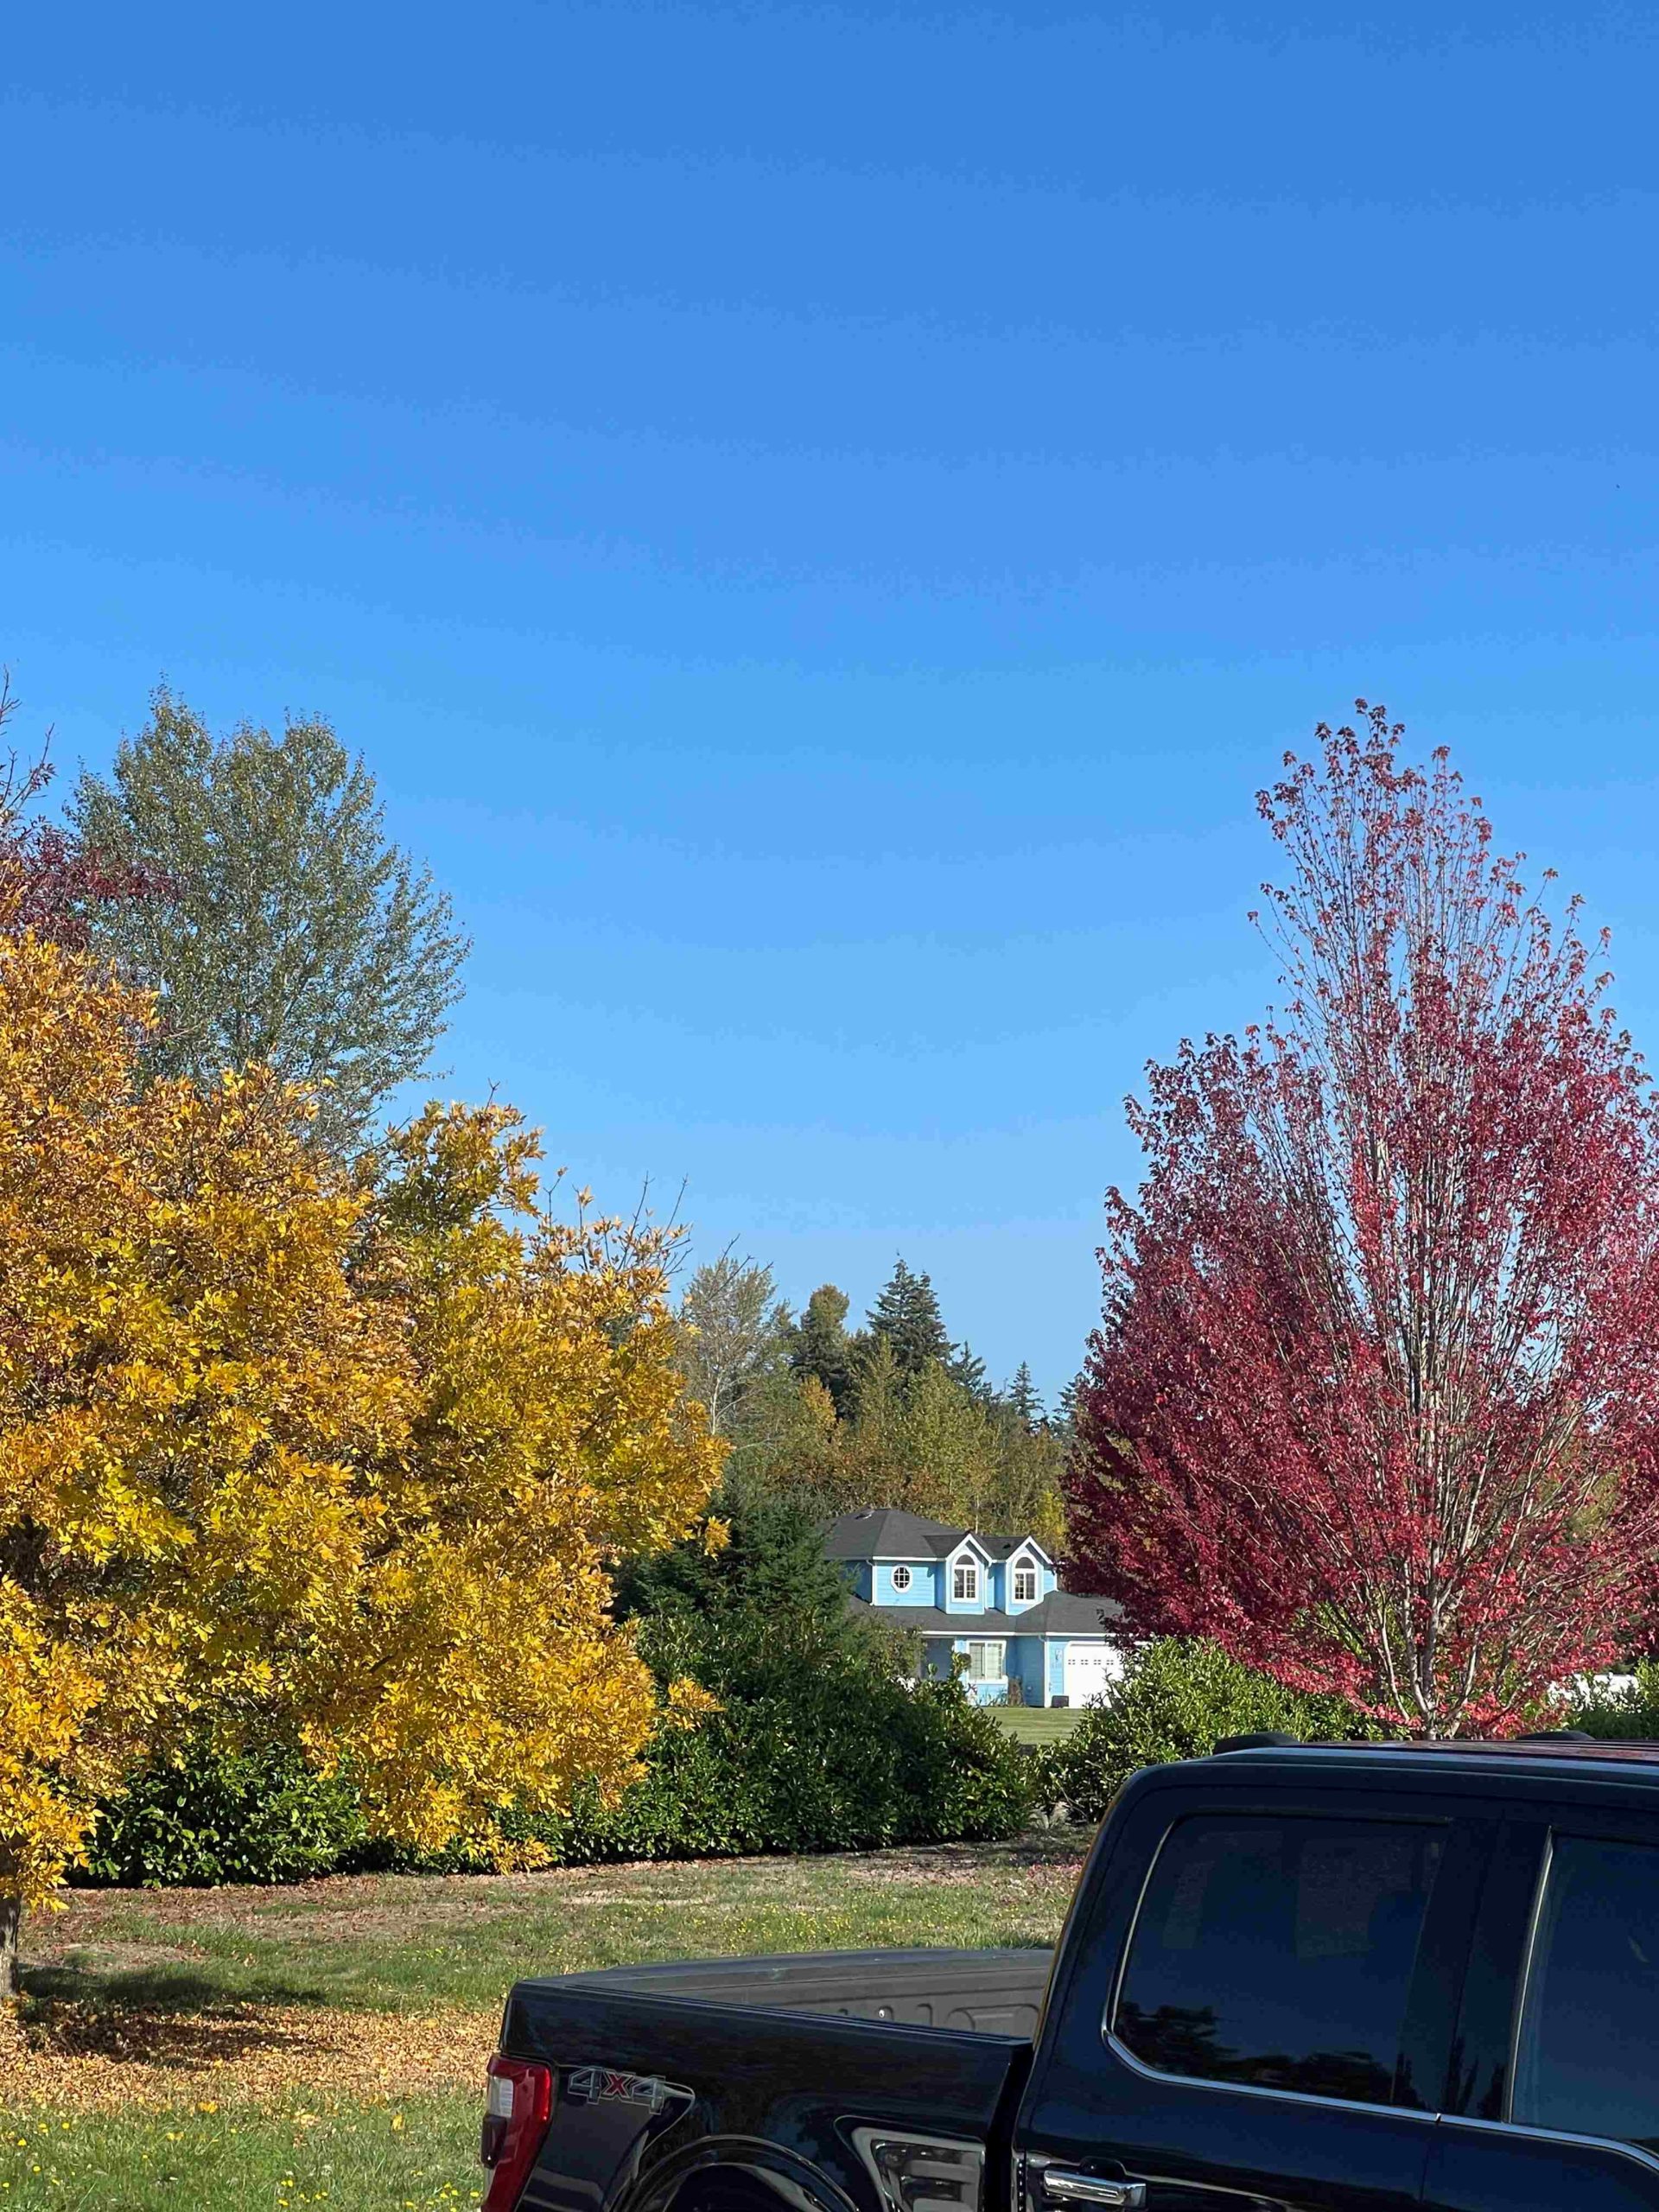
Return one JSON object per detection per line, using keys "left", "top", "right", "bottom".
{"left": 77, "top": 1614, "right": 1033, "bottom": 1888}
{"left": 86, "top": 1610, "right": 1437, "bottom": 1891}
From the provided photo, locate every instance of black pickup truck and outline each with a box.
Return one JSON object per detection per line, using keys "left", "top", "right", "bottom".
{"left": 479, "top": 1737, "right": 1659, "bottom": 2212}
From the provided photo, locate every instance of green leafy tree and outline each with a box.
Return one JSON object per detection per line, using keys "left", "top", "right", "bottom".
{"left": 720, "top": 1364, "right": 840, "bottom": 1499}
{"left": 676, "top": 1252, "right": 791, "bottom": 1433}
{"left": 72, "top": 690, "right": 469, "bottom": 1150}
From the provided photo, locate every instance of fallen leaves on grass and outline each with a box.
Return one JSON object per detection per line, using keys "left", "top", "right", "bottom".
{"left": 1, "top": 1999, "right": 497, "bottom": 2113}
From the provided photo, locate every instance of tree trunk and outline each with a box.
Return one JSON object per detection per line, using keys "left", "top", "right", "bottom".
{"left": 0, "top": 1890, "right": 21, "bottom": 2002}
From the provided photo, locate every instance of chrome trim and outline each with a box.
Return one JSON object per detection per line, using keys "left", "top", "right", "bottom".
{"left": 1039, "top": 2171, "right": 1144, "bottom": 2208}
{"left": 1103, "top": 2026, "right": 1438, "bottom": 2125}
{"left": 1103, "top": 1820, "right": 1169, "bottom": 2031}
{"left": 1435, "top": 2110, "right": 1659, "bottom": 2181}
{"left": 1505, "top": 1827, "right": 1554, "bottom": 2116}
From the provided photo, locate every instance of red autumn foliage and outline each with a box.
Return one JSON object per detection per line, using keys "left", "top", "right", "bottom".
{"left": 1067, "top": 704, "right": 1659, "bottom": 1735}
{"left": 0, "top": 672, "right": 156, "bottom": 943}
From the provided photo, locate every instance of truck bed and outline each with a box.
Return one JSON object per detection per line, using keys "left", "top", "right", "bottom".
{"left": 499, "top": 1947, "right": 1052, "bottom": 2212}
{"left": 548, "top": 1944, "right": 1053, "bottom": 2034}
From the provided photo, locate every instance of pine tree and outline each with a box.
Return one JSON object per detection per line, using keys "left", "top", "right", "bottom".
{"left": 949, "top": 1340, "right": 991, "bottom": 1401}
{"left": 867, "top": 1257, "right": 952, "bottom": 1378}
{"left": 789, "top": 1284, "right": 859, "bottom": 1416}
{"left": 1004, "top": 1362, "right": 1045, "bottom": 1432}
{"left": 614, "top": 1474, "right": 852, "bottom": 1631}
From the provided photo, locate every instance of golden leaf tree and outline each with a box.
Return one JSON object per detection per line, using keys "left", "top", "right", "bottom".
{"left": 0, "top": 931, "right": 723, "bottom": 1991}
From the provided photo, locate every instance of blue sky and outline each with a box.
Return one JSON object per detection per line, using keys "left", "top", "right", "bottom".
{"left": 3, "top": 2, "right": 1656, "bottom": 1403}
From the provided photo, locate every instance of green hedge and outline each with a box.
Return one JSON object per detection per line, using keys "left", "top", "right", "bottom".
{"left": 535, "top": 1630, "right": 1031, "bottom": 1861}
{"left": 1569, "top": 1665, "right": 1659, "bottom": 1739}
{"left": 1030, "top": 1638, "right": 1375, "bottom": 1822}
{"left": 79, "top": 1739, "right": 366, "bottom": 1888}
{"left": 76, "top": 1614, "right": 1033, "bottom": 1888}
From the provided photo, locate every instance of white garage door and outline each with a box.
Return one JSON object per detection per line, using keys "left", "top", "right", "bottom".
{"left": 1062, "top": 1643, "right": 1119, "bottom": 1707}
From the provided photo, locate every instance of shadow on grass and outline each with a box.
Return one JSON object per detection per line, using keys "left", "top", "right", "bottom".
{"left": 21, "top": 1959, "right": 340, "bottom": 2020}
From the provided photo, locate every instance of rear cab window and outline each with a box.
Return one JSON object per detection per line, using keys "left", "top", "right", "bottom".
{"left": 1110, "top": 1813, "right": 1447, "bottom": 2107}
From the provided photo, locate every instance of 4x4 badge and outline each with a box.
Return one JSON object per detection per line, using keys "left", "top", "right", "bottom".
{"left": 567, "top": 2064, "right": 669, "bottom": 2112}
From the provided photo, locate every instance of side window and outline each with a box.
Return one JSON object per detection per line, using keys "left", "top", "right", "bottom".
{"left": 1513, "top": 1836, "right": 1659, "bottom": 2149}
{"left": 1112, "top": 1815, "right": 1444, "bottom": 2108}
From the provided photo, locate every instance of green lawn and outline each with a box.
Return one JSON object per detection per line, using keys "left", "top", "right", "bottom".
{"left": 988, "top": 1707, "right": 1086, "bottom": 1744}
{"left": 0, "top": 2093, "right": 480, "bottom": 2211}
{"left": 26, "top": 1834, "right": 1084, "bottom": 2016}
{"left": 3, "top": 1835, "right": 1090, "bottom": 2212}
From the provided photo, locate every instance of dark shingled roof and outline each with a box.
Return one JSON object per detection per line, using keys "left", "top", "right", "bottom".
{"left": 822, "top": 1508, "right": 1051, "bottom": 1564}
{"left": 849, "top": 1590, "right": 1123, "bottom": 1636}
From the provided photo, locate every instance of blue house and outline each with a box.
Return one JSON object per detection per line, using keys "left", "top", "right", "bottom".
{"left": 824, "top": 1508, "right": 1126, "bottom": 1708}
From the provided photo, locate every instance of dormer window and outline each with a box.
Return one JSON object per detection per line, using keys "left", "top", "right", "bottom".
{"left": 891, "top": 1564, "right": 912, "bottom": 1592}
{"left": 1012, "top": 1562, "right": 1038, "bottom": 1604}
{"left": 952, "top": 1561, "right": 979, "bottom": 1603}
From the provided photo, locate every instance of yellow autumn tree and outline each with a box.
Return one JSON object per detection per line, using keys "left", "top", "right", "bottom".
{"left": 0, "top": 934, "right": 723, "bottom": 1992}
{"left": 300, "top": 1100, "right": 725, "bottom": 1859}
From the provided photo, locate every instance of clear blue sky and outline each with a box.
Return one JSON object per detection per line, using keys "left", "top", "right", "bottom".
{"left": 4, "top": 3, "right": 1656, "bottom": 1405}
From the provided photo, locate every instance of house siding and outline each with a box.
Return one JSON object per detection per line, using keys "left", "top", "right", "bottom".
{"left": 874, "top": 1560, "right": 933, "bottom": 1605}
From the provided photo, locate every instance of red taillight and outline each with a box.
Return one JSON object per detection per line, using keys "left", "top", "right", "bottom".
{"left": 480, "top": 2053, "right": 555, "bottom": 2212}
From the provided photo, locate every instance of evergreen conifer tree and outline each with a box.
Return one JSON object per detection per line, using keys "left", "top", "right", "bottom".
{"left": 789, "top": 1284, "right": 859, "bottom": 1416}
{"left": 950, "top": 1340, "right": 991, "bottom": 1402}
{"left": 1004, "top": 1362, "right": 1045, "bottom": 1432}
{"left": 867, "top": 1257, "right": 952, "bottom": 1378}
{"left": 613, "top": 1475, "right": 852, "bottom": 1631}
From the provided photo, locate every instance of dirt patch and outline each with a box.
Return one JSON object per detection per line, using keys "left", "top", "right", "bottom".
{"left": 53, "top": 1942, "right": 202, "bottom": 1972}
{"left": 2, "top": 1999, "right": 497, "bottom": 2113}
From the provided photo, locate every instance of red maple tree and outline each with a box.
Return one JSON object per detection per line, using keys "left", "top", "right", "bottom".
{"left": 1068, "top": 704, "right": 1659, "bottom": 1735}
{"left": 0, "top": 672, "right": 152, "bottom": 943}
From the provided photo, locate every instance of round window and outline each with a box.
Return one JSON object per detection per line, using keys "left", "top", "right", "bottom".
{"left": 891, "top": 1565, "right": 912, "bottom": 1592}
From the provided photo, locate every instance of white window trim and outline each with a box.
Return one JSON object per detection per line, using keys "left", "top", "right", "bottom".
{"left": 963, "top": 1640, "right": 1006, "bottom": 1682}
{"left": 1010, "top": 1554, "right": 1039, "bottom": 1604}
{"left": 951, "top": 1560, "right": 980, "bottom": 1603}
{"left": 890, "top": 1563, "right": 912, "bottom": 1592}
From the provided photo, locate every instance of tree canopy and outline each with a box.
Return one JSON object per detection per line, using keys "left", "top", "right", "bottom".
{"left": 72, "top": 691, "right": 469, "bottom": 1151}
{"left": 675, "top": 1253, "right": 791, "bottom": 1435}
{"left": 1069, "top": 706, "right": 1659, "bottom": 1734}
{"left": 866, "top": 1257, "right": 952, "bottom": 1378}
{"left": 0, "top": 933, "right": 721, "bottom": 1987}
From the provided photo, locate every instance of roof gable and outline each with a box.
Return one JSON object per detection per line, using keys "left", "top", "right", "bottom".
{"left": 946, "top": 1532, "right": 995, "bottom": 1567}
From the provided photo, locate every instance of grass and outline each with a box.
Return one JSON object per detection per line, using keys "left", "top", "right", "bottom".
{"left": 3, "top": 1835, "right": 1090, "bottom": 2212}
{"left": 0, "top": 2092, "right": 480, "bottom": 2210}
{"left": 25, "top": 1835, "right": 1083, "bottom": 2015}
{"left": 988, "top": 1707, "right": 1085, "bottom": 1744}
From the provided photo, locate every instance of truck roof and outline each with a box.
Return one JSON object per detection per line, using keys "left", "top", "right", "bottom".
{"left": 1192, "top": 1733, "right": 1659, "bottom": 1782}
